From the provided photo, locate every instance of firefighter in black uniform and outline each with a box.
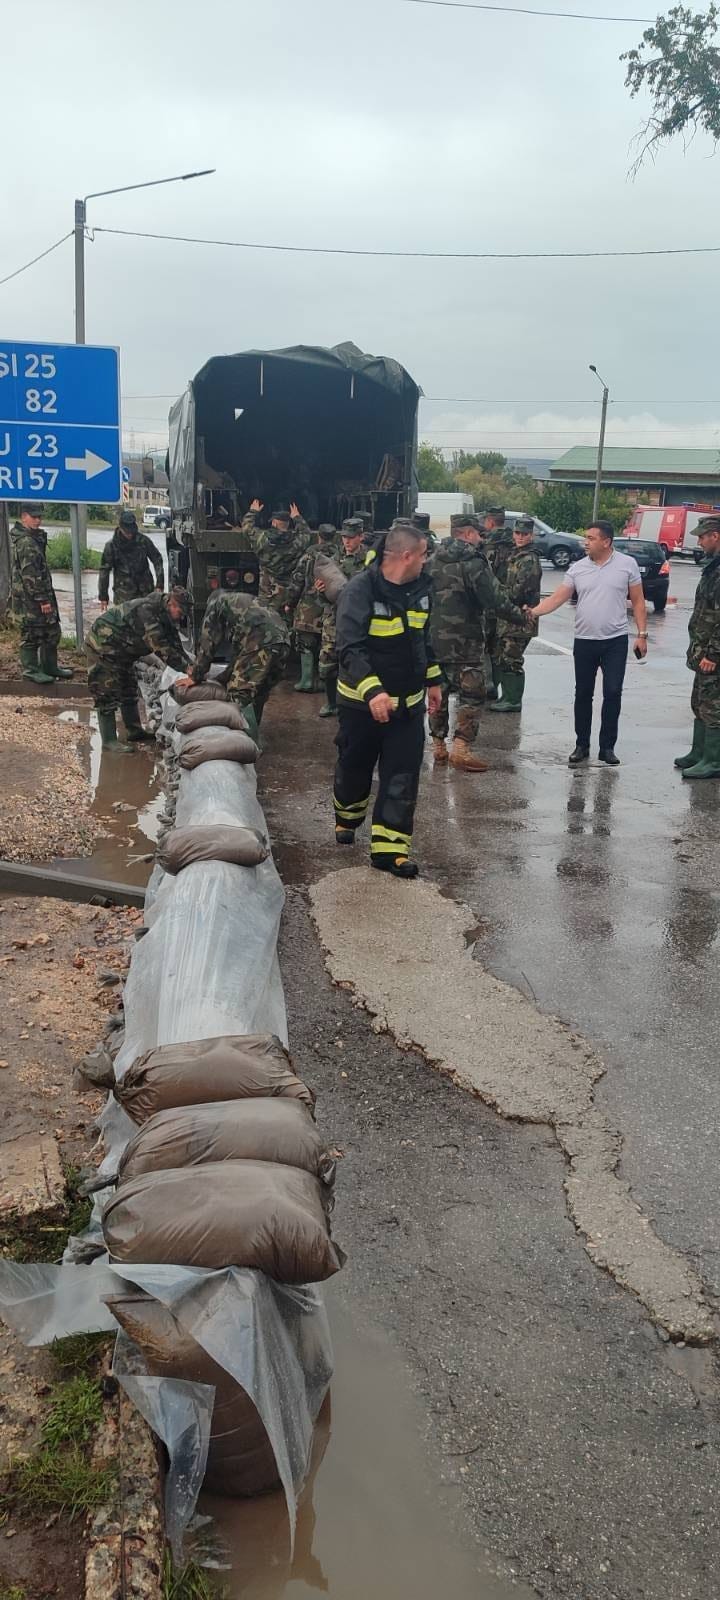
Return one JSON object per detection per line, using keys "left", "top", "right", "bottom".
{"left": 333, "top": 520, "right": 443, "bottom": 879}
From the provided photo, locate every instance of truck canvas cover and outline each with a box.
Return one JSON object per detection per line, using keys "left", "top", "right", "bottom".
{"left": 168, "top": 341, "right": 420, "bottom": 520}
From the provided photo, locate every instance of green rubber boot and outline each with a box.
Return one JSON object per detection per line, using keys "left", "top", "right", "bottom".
{"left": 489, "top": 670, "right": 524, "bottom": 712}
{"left": 39, "top": 643, "right": 74, "bottom": 680}
{"left": 242, "top": 703, "right": 260, "bottom": 744}
{"left": 120, "top": 701, "right": 154, "bottom": 743}
{"left": 682, "top": 726, "right": 720, "bottom": 780}
{"left": 319, "top": 675, "right": 338, "bottom": 717}
{"left": 97, "top": 710, "right": 132, "bottom": 752}
{"left": 19, "top": 642, "right": 54, "bottom": 684}
{"left": 674, "top": 719, "right": 706, "bottom": 770}
{"left": 294, "top": 649, "right": 316, "bottom": 692}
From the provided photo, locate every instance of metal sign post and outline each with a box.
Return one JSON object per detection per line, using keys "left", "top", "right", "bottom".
{"left": 0, "top": 339, "right": 122, "bottom": 645}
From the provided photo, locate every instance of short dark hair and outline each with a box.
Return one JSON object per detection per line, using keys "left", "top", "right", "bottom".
{"left": 589, "top": 519, "right": 614, "bottom": 542}
{"left": 384, "top": 524, "right": 425, "bottom": 556}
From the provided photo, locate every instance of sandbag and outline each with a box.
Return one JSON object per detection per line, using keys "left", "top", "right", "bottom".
{"left": 114, "top": 1034, "right": 314, "bottom": 1124}
{"left": 105, "top": 1292, "right": 279, "bottom": 1496}
{"left": 314, "top": 551, "right": 347, "bottom": 605}
{"left": 103, "top": 1161, "right": 346, "bottom": 1282}
{"left": 179, "top": 730, "right": 258, "bottom": 768}
{"left": 175, "top": 702, "right": 248, "bottom": 734}
{"left": 172, "top": 680, "right": 228, "bottom": 705}
{"left": 117, "top": 1099, "right": 336, "bottom": 1192}
{"left": 158, "top": 824, "right": 268, "bottom": 875}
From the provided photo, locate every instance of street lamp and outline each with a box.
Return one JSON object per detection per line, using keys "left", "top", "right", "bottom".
{"left": 69, "top": 168, "right": 214, "bottom": 643}
{"left": 589, "top": 364, "right": 610, "bottom": 526}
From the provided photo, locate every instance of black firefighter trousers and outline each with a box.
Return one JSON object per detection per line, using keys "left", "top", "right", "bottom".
{"left": 334, "top": 705, "right": 425, "bottom": 862}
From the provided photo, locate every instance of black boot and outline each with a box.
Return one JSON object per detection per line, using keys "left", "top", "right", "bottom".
{"left": 120, "top": 702, "right": 154, "bottom": 742}
{"left": 319, "top": 675, "right": 338, "bottom": 717}
{"left": 371, "top": 855, "right": 419, "bottom": 880}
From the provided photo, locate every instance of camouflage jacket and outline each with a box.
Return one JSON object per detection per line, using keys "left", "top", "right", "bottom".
{"left": 240, "top": 511, "right": 313, "bottom": 586}
{"left": 98, "top": 529, "right": 164, "bottom": 604}
{"left": 687, "top": 552, "right": 720, "bottom": 671}
{"left": 287, "top": 541, "right": 341, "bottom": 630}
{"left": 503, "top": 547, "right": 541, "bottom": 611}
{"left": 10, "top": 522, "right": 58, "bottom": 618}
{"left": 428, "top": 538, "right": 526, "bottom": 665}
{"left": 86, "top": 592, "right": 186, "bottom": 668}
{"left": 193, "top": 591, "right": 289, "bottom": 682}
{"left": 485, "top": 527, "right": 514, "bottom": 586}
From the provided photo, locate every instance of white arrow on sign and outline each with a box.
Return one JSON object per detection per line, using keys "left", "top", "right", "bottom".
{"left": 64, "top": 449, "right": 112, "bottom": 480}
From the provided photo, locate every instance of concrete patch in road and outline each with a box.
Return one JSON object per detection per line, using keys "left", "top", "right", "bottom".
{"left": 311, "top": 867, "right": 715, "bottom": 1344}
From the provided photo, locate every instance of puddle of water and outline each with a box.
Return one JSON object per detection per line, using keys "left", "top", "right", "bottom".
{"left": 42, "top": 706, "right": 162, "bottom": 888}
{"left": 199, "top": 1297, "right": 529, "bottom": 1600}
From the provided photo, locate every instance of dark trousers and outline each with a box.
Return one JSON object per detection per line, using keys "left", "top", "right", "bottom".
{"left": 334, "top": 707, "right": 425, "bottom": 860}
{"left": 573, "top": 634, "right": 629, "bottom": 752}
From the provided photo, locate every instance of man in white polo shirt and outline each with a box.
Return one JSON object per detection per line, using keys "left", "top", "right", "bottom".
{"left": 528, "top": 519, "right": 648, "bottom": 766}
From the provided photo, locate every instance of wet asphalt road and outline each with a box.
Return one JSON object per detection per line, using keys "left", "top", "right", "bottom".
{"left": 257, "top": 554, "right": 720, "bottom": 1599}
{"left": 263, "top": 560, "right": 720, "bottom": 1304}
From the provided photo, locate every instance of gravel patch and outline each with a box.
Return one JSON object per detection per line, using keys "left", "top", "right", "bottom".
{"left": 0, "top": 701, "right": 103, "bottom": 862}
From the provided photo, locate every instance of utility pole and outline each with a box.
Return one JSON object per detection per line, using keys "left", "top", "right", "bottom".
{"left": 69, "top": 168, "right": 214, "bottom": 648}
{"left": 589, "top": 364, "right": 609, "bottom": 525}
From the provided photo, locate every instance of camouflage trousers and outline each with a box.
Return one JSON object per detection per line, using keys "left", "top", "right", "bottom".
{"left": 86, "top": 646, "right": 138, "bottom": 714}
{"left": 295, "top": 629, "right": 320, "bottom": 660}
{"left": 226, "top": 638, "right": 290, "bottom": 717}
{"left": 691, "top": 669, "right": 720, "bottom": 729}
{"left": 428, "top": 663, "right": 486, "bottom": 744}
{"left": 318, "top": 609, "right": 338, "bottom": 680}
{"left": 491, "top": 622, "right": 534, "bottom": 675}
{"left": 259, "top": 574, "right": 292, "bottom": 616}
{"left": 18, "top": 609, "right": 61, "bottom": 650}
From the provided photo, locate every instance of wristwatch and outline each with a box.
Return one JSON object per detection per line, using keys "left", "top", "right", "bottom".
{"left": 637, "top": 632, "right": 648, "bottom": 639}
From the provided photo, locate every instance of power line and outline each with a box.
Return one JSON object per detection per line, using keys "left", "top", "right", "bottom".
{"left": 0, "top": 231, "right": 72, "bottom": 289}
{"left": 93, "top": 224, "right": 720, "bottom": 262}
{"left": 402, "top": 0, "right": 652, "bottom": 21}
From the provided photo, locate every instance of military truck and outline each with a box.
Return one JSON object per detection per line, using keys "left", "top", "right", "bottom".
{"left": 166, "top": 341, "right": 421, "bottom": 631}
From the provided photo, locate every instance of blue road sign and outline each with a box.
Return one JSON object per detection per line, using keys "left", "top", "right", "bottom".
{"left": 0, "top": 340, "right": 121, "bottom": 504}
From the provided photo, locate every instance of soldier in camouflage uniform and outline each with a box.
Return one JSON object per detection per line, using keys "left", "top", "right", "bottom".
{"left": 489, "top": 517, "right": 541, "bottom": 713}
{"left": 428, "top": 512, "right": 525, "bottom": 771}
{"left": 285, "top": 524, "right": 339, "bottom": 692}
{"left": 411, "top": 509, "right": 438, "bottom": 555}
{"left": 675, "top": 518, "right": 720, "bottom": 779}
{"left": 86, "top": 587, "right": 190, "bottom": 750}
{"left": 240, "top": 500, "right": 312, "bottom": 614}
{"left": 98, "top": 510, "right": 164, "bottom": 608}
{"left": 482, "top": 506, "right": 515, "bottom": 699}
{"left": 316, "top": 518, "right": 367, "bottom": 717}
{"left": 178, "top": 590, "right": 290, "bottom": 745}
{"left": 10, "top": 504, "right": 73, "bottom": 683}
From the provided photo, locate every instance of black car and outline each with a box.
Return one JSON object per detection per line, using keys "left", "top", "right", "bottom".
{"left": 613, "top": 537, "right": 670, "bottom": 613}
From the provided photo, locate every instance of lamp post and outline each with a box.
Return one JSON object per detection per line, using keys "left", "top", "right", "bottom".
{"left": 69, "top": 168, "right": 214, "bottom": 643}
{"left": 589, "top": 364, "right": 609, "bottom": 526}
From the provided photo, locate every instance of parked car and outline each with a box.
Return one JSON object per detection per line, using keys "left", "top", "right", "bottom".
{"left": 614, "top": 537, "right": 670, "bottom": 612}
{"left": 142, "top": 505, "right": 171, "bottom": 529}
{"left": 504, "top": 512, "right": 584, "bottom": 570}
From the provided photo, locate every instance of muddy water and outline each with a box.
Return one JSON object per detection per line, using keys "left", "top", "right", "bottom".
{"left": 43, "top": 707, "right": 162, "bottom": 888}
{"left": 200, "top": 1298, "right": 530, "bottom": 1600}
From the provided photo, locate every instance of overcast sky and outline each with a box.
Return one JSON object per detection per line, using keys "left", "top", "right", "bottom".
{"left": 3, "top": 0, "right": 720, "bottom": 459}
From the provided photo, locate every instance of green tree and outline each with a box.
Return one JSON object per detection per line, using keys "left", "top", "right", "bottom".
{"left": 622, "top": 4, "right": 720, "bottom": 170}
{"left": 417, "top": 443, "right": 455, "bottom": 492}
{"left": 456, "top": 468, "right": 536, "bottom": 515}
{"left": 450, "top": 449, "right": 507, "bottom": 477}
{"left": 533, "top": 483, "right": 631, "bottom": 534}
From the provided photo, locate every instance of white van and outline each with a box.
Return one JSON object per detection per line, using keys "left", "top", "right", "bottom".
{"left": 415, "top": 492, "right": 475, "bottom": 539}
{"left": 142, "top": 504, "right": 171, "bottom": 529}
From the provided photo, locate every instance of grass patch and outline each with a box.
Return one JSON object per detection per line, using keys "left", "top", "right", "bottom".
{"left": 162, "top": 1551, "right": 222, "bottom": 1600}
{"left": 42, "top": 1377, "right": 103, "bottom": 1449}
{"left": 46, "top": 533, "right": 101, "bottom": 571}
{"left": 4, "top": 1444, "right": 116, "bottom": 1522}
{"left": 50, "top": 1332, "right": 112, "bottom": 1375}
{"left": 0, "top": 1586, "right": 27, "bottom": 1600}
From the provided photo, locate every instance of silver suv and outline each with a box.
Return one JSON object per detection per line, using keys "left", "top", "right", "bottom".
{"left": 504, "top": 512, "right": 584, "bottom": 570}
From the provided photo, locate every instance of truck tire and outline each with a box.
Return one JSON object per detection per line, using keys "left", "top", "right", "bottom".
{"left": 551, "top": 546, "right": 572, "bottom": 570}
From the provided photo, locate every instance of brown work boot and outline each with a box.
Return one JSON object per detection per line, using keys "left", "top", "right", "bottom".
{"left": 432, "top": 737, "right": 449, "bottom": 764}
{"left": 449, "top": 737, "right": 488, "bottom": 773}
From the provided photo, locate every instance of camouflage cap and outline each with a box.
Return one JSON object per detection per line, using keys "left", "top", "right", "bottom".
{"left": 450, "top": 512, "right": 483, "bottom": 534}
{"left": 389, "top": 517, "right": 418, "bottom": 532}
{"left": 168, "top": 585, "right": 192, "bottom": 617}
{"left": 514, "top": 517, "right": 535, "bottom": 534}
{"left": 341, "top": 517, "right": 364, "bottom": 535}
{"left": 119, "top": 509, "right": 138, "bottom": 529}
{"left": 696, "top": 516, "right": 720, "bottom": 535}
{"left": 485, "top": 506, "right": 506, "bottom": 523}
{"left": 20, "top": 503, "right": 43, "bottom": 515}
{"left": 318, "top": 523, "right": 337, "bottom": 541}
{"left": 411, "top": 510, "right": 431, "bottom": 531}
{"left": 271, "top": 508, "right": 291, "bottom": 525}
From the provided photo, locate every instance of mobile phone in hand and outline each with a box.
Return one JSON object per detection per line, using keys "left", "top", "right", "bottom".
{"left": 634, "top": 643, "right": 646, "bottom": 661}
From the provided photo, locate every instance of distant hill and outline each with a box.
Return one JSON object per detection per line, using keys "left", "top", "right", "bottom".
{"left": 508, "top": 457, "right": 552, "bottom": 480}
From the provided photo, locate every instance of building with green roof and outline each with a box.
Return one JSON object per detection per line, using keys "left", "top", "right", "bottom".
{"left": 549, "top": 447, "right": 720, "bottom": 506}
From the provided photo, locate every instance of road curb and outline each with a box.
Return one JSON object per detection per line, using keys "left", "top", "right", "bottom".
{"left": 0, "top": 678, "right": 90, "bottom": 699}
